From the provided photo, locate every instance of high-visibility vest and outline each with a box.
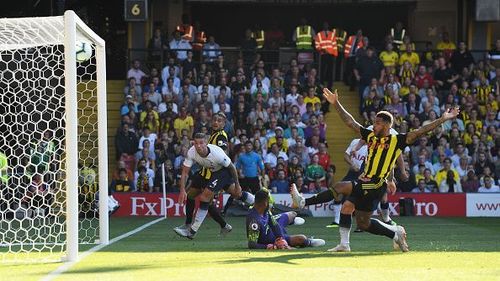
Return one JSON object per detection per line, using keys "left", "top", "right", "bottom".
{"left": 344, "top": 35, "right": 364, "bottom": 58}
{"left": 252, "top": 30, "right": 265, "bottom": 49}
{"left": 295, "top": 26, "right": 313, "bottom": 50}
{"left": 176, "top": 25, "right": 194, "bottom": 42}
{"left": 315, "top": 30, "right": 338, "bottom": 57}
{"left": 192, "top": 31, "right": 207, "bottom": 51}
{"left": 391, "top": 28, "right": 406, "bottom": 45}
{"left": 334, "top": 29, "right": 347, "bottom": 51}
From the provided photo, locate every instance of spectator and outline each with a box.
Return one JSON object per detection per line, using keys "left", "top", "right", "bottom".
{"left": 413, "top": 152, "right": 435, "bottom": 175}
{"left": 434, "top": 57, "right": 459, "bottom": 93}
{"left": 134, "top": 166, "right": 154, "bottom": 192}
{"left": 161, "top": 57, "right": 180, "bottom": 84}
{"left": 478, "top": 176, "right": 500, "bottom": 193}
{"left": 202, "top": 36, "right": 222, "bottom": 64}
{"left": 181, "top": 50, "right": 197, "bottom": 81}
{"left": 487, "top": 39, "right": 500, "bottom": 68}
{"left": 474, "top": 152, "right": 495, "bottom": 178}
{"left": 354, "top": 46, "right": 384, "bottom": 109}
{"left": 414, "top": 65, "right": 435, "bottom": 89}
{"left": 450, "top": 143, "right": 470, "bottom": 167}
{"left": 315, "top": 143, "right": 330, "bottom": 171}
{"left": 110, "top": 168, "right": 133, "bottom": 192}
{"left": 438, "top": 169, "right": 463, "bottom": 193}
{"left": 462, "top": 169, "right": 480, "bottom": 193}
{"left": 399, "top": 44, "right": 420, "bottom": 70}
{"left": 115, "top": 122, "right": 138, "bottom": 165}
{"left": 412, "top": 179, "right": 431, "bottom": 193}
{"left": 241, "top": 28, "right": 257, "bottom": 65}
{"left": 422, "top": 168, "right": 438, "bottom": 192}
{"left": 173, "top": 107, "right": 194, "bottom": 138}
{"left": 435, "top": 157, "right": 460, "bottom": 188}
{"left": 270, "top": 169, "right": 289, "bottom": 193}
{"left": 148, "top": 27, "right": 168, "bottom": 60}
{"left": 305, "top": 154, "right": 326, "bottom": 183}
{"left": 169, "top": 30, "right": 192, "bottom": 62}
{"left": 450, "top": 42, "right": 474, "bottom": 73}
{"left": 138, "top": 127, "right": 157, "bottom": 154}
{"left": 127, "top": 59, "right": 147, "bottom": 84}
{"left": 436, "top": 32, "right": 456, "bottom": 62}
{"left": 265, "top": 143, "right": 288, "bottom": 169}
{"left": 124, "top": 77, "right": 142, "bottom": 97}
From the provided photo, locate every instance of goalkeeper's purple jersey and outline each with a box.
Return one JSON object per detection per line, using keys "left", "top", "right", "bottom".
{"left": 245, "top": 208, "right": 289, "bottom": 249}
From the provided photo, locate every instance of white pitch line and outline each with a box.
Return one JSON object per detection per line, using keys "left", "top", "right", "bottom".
{"left": 41, "top": 217, "right": 165, "bottom": 281}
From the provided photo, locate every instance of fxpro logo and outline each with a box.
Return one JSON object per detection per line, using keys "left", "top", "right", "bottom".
{"left": 130, "top": 197, "right": 184, "bottom": 216}
{"left": 387, "top": 201, "right": 438, "bottom": 216}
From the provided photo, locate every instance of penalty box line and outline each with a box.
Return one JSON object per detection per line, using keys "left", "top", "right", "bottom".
{"left": 41, "top": 217, "right": 165, "bottom": 281}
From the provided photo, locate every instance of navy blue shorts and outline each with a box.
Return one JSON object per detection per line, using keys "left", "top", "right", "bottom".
{"left": 191, "top": 168, "right": 234, "bottom": 193}
{"left": 261, "top": 213, "right": 290, "bottom": 245}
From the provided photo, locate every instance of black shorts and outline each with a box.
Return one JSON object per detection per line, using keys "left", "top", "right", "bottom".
{"left": 240, "top": 177, "right": 261, "bottom": 194}
{"left": 346, "top": 180, "right": 387, "bottom": 212}
{"left": 191, "top": 168, "right": 235, "bottom": 193}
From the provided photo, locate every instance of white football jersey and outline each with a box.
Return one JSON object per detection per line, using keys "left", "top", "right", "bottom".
{"left": 184, "top": 144, "right": 231, "bottom": 172}
{"left": 345, "top": 139, "right": 367, "bottom": 170}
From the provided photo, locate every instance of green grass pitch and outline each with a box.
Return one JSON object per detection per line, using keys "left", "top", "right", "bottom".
{"left": 2, "top": 216, "right": 500, "bottom": 281}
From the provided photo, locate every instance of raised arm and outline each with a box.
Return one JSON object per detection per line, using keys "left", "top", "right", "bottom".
{"left": 323, "top": 88, "right": 362, "bottom": 134}
{"left": 406, "top": 107, "right": 460, "bottom": 144}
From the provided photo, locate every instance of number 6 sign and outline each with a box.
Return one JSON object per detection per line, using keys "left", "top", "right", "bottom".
{"left": 124, "top": 0, "right": 148, "bottom": 21}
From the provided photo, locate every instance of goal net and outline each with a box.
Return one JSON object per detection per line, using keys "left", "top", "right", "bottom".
{"left": 0, "top": 11, "right": 108, "bottom": 263}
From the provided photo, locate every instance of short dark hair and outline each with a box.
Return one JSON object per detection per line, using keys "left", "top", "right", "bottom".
{"left": 215, "top": 111, "right": 227, "bottom": 119}
{"left": 376, "top": 111, "right": 394, "bottom": 126}
{"left": 255, "top": 189, "right": 270, "bottom": 205}
{"left": 245, "top": 140, "right": 253, "bottom": 145}
{"left": 194, "top": 133, "right": 206, "bottom": 140}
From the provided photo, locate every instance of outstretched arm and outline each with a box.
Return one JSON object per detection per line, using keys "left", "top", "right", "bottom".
{"left": 406, "top": 107, "right": 460, "bottom": 144}
{"left": 322, "top": 88, "right": 362, "bottom": 134}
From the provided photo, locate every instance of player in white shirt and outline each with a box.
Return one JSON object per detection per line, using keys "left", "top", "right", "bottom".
{"left": 174, "top": 133, "right": 255, "bottom": 239}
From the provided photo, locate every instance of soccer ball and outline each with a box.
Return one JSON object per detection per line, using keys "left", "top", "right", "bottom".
{"left": 76, "top": 40, "right": 93, "bottom": 62}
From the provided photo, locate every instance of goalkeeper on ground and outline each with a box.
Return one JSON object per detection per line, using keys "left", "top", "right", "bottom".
{"left": 246, "top": 189, "right": 325, "bottom": 249}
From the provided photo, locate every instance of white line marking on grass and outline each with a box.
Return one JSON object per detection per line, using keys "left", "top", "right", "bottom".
{"left": 41, "top": 217, "right": 165, "bottom": 281}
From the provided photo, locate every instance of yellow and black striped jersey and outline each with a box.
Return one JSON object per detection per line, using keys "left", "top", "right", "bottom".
{"left": 474, "top": 85, "right": 493, "bottom": 105}
{"left": 359, "top": 127, "right": 407, "bottom": 189}
{"left": 200, "top": 129, "right": 229, "bottom": 179}
{"left": 458, "top": 88, "right": 472, "bottom": 98}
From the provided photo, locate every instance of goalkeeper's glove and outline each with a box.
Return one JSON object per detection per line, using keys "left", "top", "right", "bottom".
{"left": 275, "top": 237, "right": 292, "bottom": 250}
{"left": 266, "top": 243, "right": 277, "bottom": 250}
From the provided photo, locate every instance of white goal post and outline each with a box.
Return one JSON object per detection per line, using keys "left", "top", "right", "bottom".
{"left": 0, "top": 10, "right": 108, "bottom": 263}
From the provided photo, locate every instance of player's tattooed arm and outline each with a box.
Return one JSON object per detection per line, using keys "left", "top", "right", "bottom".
{"left": 406, "top": 107, "right": 459, "bottom": 144}
{"left": 323, "top": 88, "right": 362, "bottom": 134}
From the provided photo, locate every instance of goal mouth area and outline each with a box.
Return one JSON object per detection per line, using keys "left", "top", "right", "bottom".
{"left": 0, "top": 10, "right": 108, "bottom": 263}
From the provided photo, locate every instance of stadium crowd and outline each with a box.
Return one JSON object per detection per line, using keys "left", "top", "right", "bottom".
{"left": 112, "top": 20, "right": 500, "bottom": 196}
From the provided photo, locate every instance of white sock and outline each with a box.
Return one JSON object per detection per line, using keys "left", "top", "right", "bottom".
{"left": 333, "top": 203, "right": 341, "bottom": 224}
{"left": 339, "top": 226, "right": 351, "bottom": 246}
{"left": 190, "top": 207, "right": 208, "bottom": 232}
{"left": 380, "top": 208, "right": 390, "bottom": 222}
